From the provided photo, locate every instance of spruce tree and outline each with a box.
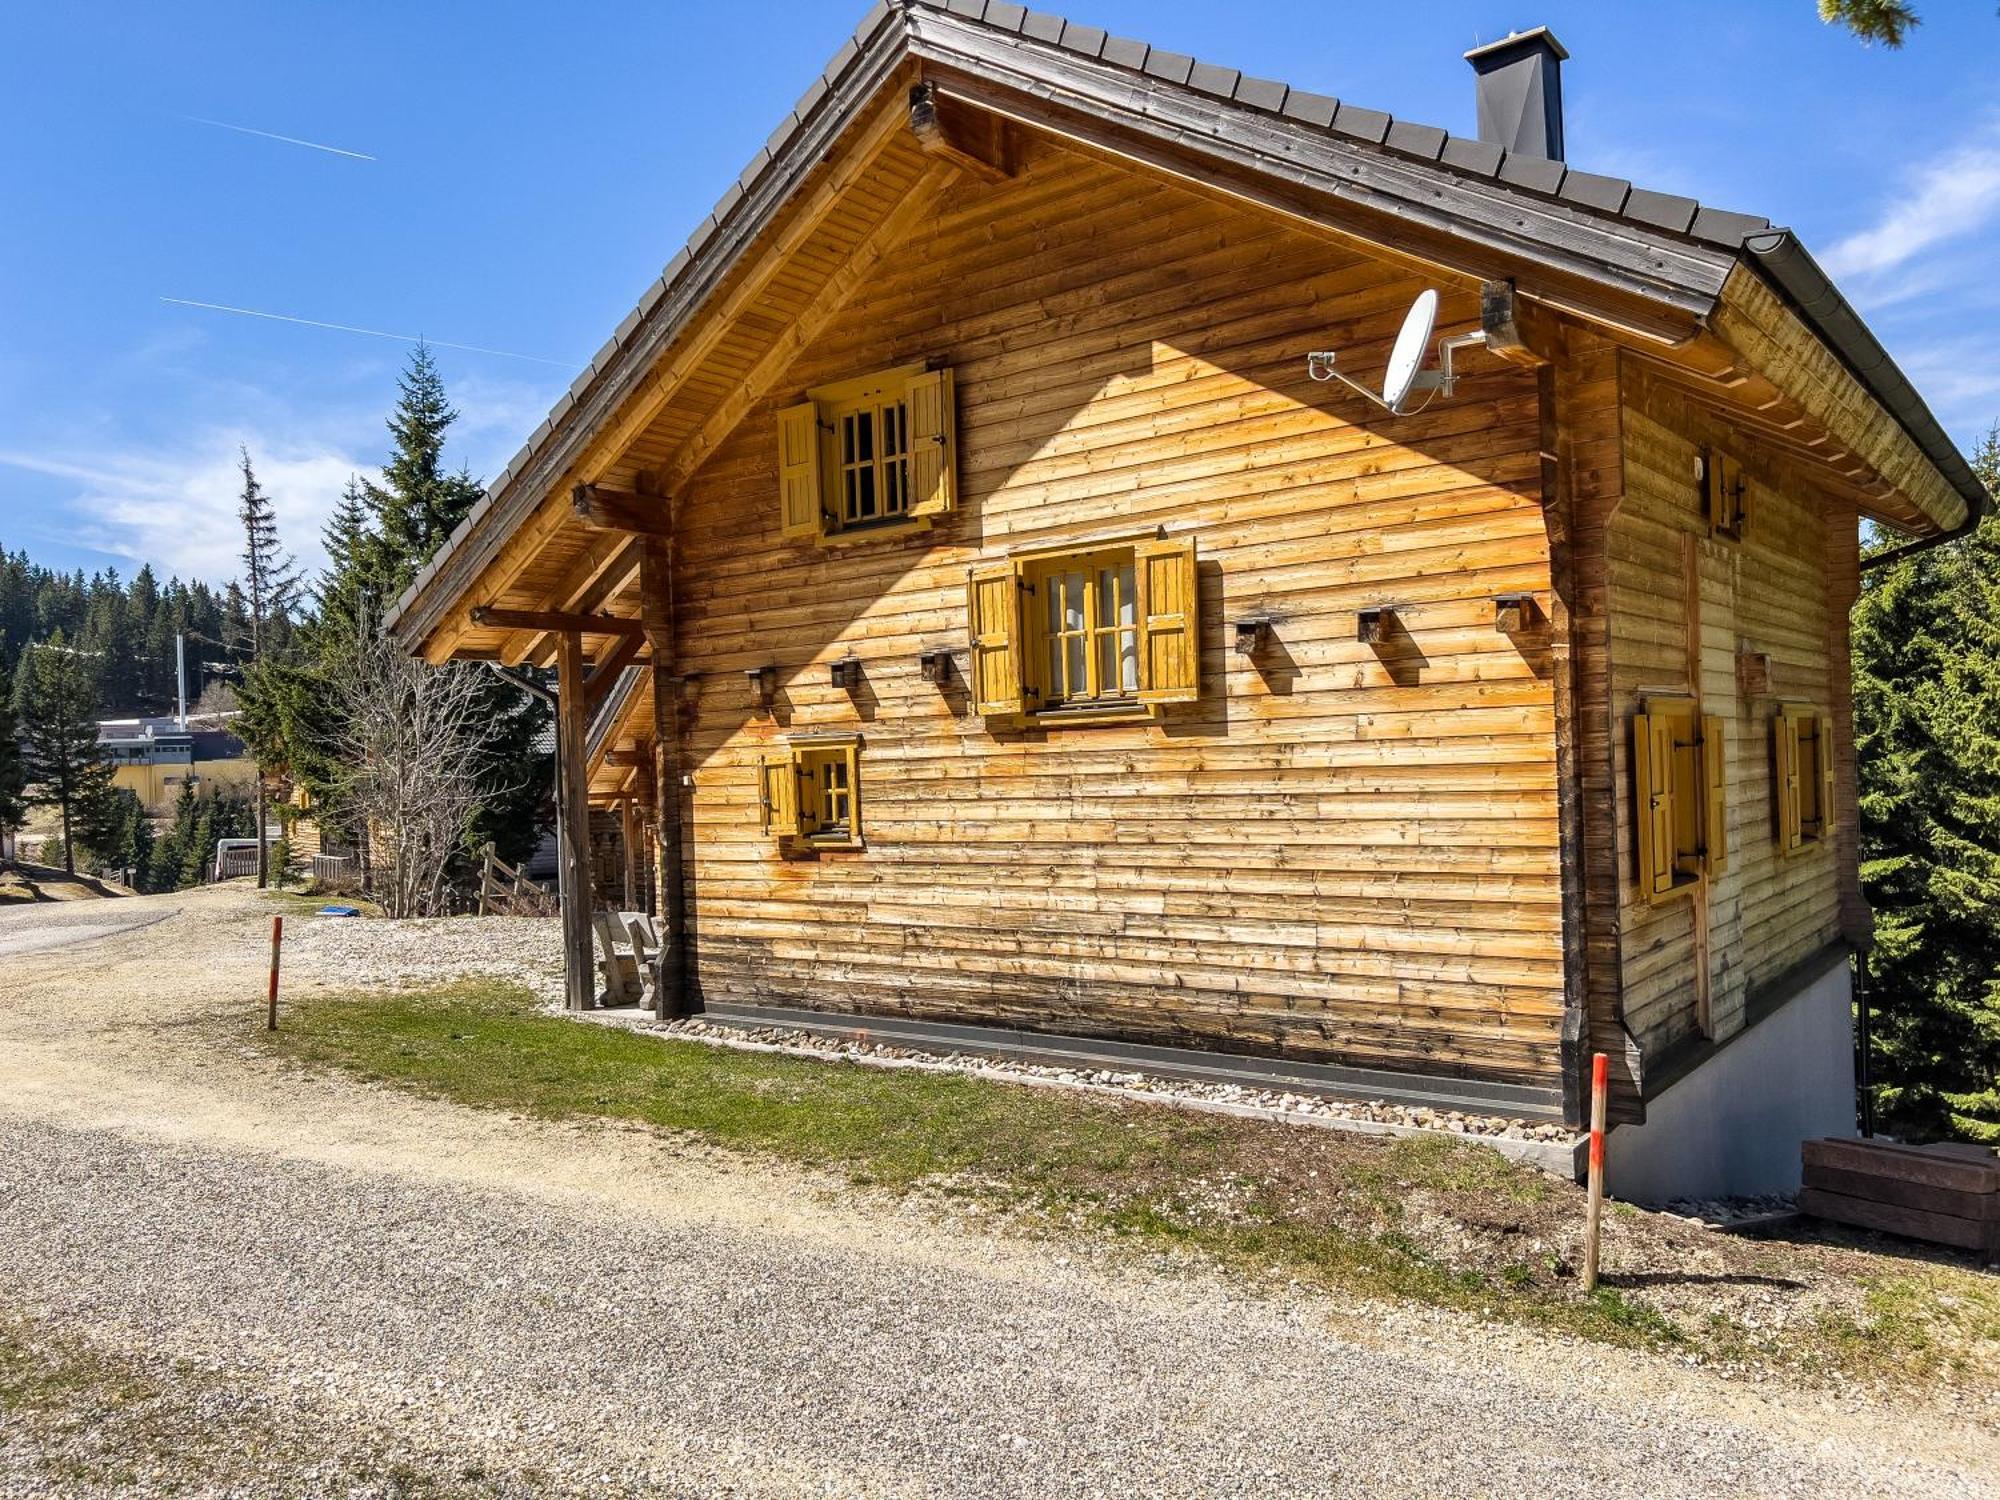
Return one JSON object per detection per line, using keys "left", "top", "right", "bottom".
{"left": 1854, "top": 425, "right": 2000, "bottom": 1141}
{"left": 0, "top": 645, "right": 25, "bottom": 842}
{"left": 362, "top": 343, "right": 485, "bottom": 591}
{"left": 15, "top": 630, "right": 114, "bottom": 875}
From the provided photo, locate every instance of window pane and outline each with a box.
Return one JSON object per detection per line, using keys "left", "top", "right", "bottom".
{"left": 1119, "top": 628, "right": 1138, "bottom": 694}
{"left": 1067, "top": 633, "right": 1086, "bottom": 697}
{"left": 841, "top": 414, "right": 858, "bottom": 465}
{"left": 1060, "top": 571, "right": 1085, "bottom": 631}
{"left": 855, "top": 463, "right": 875, "bottom": 518}
{"left": 854, "top": 413, "right": 874, "bottom": 462}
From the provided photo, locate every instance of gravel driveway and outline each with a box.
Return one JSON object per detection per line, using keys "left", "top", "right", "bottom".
{"left": 0, "top": 886, "right": 1994, "bottom": 1498}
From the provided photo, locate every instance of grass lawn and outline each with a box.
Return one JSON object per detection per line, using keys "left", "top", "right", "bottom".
{"left": 261, "top": 979, "right": 2000, "bottom": 1393}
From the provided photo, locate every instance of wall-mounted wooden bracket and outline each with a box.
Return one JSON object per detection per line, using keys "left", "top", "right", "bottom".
{"left": 1232, "top": 618, "right": 1273, "bottom": 657}
{"left": 1356, "top": 607, "right": 1393, "bottom": 645}
{"left": 469, "top": 605, "right": 644, "bottom": 637}
{"left": 918, "top": 648, "right": 954, "bottom": 684}
{"left": 909, "top": 81, "right": 1014, "bottom": 183}
{"left": 830, "top": 656, "right": 863, "bottom": 691}
{"left": 744, "top": 664, "right": 778, "bottom": 713}
{"left": 572, "top": 483, "right": 673, "bottom": 536}
{"left": 1493, "top": 594, "right": 1541, "bottom": 633}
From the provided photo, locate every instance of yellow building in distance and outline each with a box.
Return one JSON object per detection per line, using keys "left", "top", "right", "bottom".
{"left": 98, "top": 716, "right": 259, "bottom": 814}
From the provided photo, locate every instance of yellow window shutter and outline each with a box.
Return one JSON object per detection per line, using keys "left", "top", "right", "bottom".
{"left": 760, "top": 751, "right": 801, "bottom": 836}
{"left": 1135, "top": 536, "right": 1200, "bottom": 705}
{"left": 1702, "top": 450, "right": 1726, "bottom": 531}
{"left": 777, "top": 400, "right": 823, "bottom": 541}
{"left": 905, "top": 367, "right": 956, "bottom": 519}
{"left": 1701, "top": 713, "right": 1728, "bottom": 874}
{"left": 1774, "top": 714, "right": 1800, "bottom": 850}
{"left": 1819, "top": 715, "right": 1838, "bottom": 842}
{"left": 1633, "top": 713, "right": 1658, "bottom": 895}
{"left": 966, "top": 560, "right": 1023, "bottom": 716}
{"left": 1648, "top": 716, "right": 1678, "bottom": 895}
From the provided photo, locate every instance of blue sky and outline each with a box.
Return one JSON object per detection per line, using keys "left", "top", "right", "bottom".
{"left": 4, "top": 1, "right": 1997, "bottom": 589}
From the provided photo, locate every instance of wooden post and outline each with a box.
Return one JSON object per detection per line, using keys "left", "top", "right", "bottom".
{"left": 1582, "top": 1051, "right": 1609, "bottom": 1292}
{"left": 640, "top": 509, "right": 689, "bottom": 1020}
{"left": 266, "top": 915, "right": 283, "bottom": 1030}
{"left": 620, "top": 797, "right": 640, "bottom": 912}
{"left": 555, "top": 631, "right": 595, "bottom": 1012}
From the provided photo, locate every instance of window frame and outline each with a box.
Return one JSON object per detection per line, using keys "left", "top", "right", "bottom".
{"left": 780, "top": 363, "right": 956, "bottom": 546}
{"left": 1774, "top": 703, "right": 1834, "bottom": 855}
{"left": 966, "top": 532, "right": 1200, "bottom": 727}
{"left": 760, "top": 733, "right": 864, "bottom": 851}
{"left": 1631, "top": 695, "right": 1728, "bottom": 905}
{"left": 1021, "top": 545, "right": 1143, "bottom": 716}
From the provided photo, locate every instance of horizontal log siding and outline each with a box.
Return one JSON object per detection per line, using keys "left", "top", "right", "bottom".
{"left": 667, "top": 140, "right": 1563, "bottom": 1085}
{"left": 1611, "top": 372, "right": 1845, "bottom": 1059}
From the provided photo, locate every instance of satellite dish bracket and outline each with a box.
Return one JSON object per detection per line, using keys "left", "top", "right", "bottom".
{"left": 1306, "top": 328, "right": 1490, "bottom": 414}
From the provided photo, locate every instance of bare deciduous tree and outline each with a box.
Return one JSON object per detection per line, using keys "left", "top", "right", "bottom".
{"left": 334, "top": 629, "right": 502, "bottom": 918}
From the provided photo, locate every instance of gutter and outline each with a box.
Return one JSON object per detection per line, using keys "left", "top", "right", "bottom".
{"left": 1740, "top": 230, "right": 1988, "bottom": 571}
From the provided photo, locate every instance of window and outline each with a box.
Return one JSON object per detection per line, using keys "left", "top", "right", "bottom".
{"left": 778, "top": 365, "right": 955, "bottom": 542}
{"left": 966, "top": 536, "right": 1199, "bottom": 721}
{"left": 1775, "top": 705, "right": 1835, "bottom": 853}
{"left": 1631, "top": 698, "right": 1727, "bottom": 902}
{"left": 1702, "top": 447, "right": 1748, "bottom": 541}
{"left": 759, "top": 734, "right": 862, "bottom": 849}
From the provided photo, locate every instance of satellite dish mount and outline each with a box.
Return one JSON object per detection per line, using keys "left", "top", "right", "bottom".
{"left": 1307, "top": 288, "right": 1491, "bottom": 415}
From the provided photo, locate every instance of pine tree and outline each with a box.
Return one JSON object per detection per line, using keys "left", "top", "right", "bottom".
{"left": 15, "top": 630, "right": 115, "bottom": 875}
{"left": 362, "top": 343, "right": 485, "bottom": 592}
{"left": 0, "top": 644, "right": 25, "bottom": 841}
{"left": 1853, "top": 425, "right": 2000, "bottom": 1141}
{"left": 234, "top": 448, "right": 301, "bottom": 887}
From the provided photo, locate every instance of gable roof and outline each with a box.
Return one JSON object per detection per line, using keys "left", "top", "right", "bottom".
{"left": 386, "top": 0, "right": 1987, "bottom": 653}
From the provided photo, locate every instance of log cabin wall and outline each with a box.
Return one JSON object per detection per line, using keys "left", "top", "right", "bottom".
{"left": 1611, "top": 366, "right": 1849, "bottom": 1065}
{"left": 665, "top": 135, "right": 1567, "bottom": 1089}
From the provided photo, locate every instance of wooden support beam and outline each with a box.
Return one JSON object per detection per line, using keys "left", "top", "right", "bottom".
{"left": 1480, "top": 280, "right": 1556, "bottom": 368}
{"left": 642, "top": 513, "right": 691, "bottom": 1022}
{"left": 511, "top": 536, "right": 643, "bottom": 668}
{"left": 584, "top": 632, "right": 646, "bottom": 709}
{"left": 554, "top": 632, "right": 595, "bottom": 1013}
{"left": 602, "top": 749, "right": 648, "bottom": 769}
{"left": 620, "top": 797, "right": 640, "bottom": 913}
{"left": 469, "top": 605, "right": 643, "bottom": 638}
{"left": 573, "top": 483, "right": 673, "bottom": 536}
{"left": 909, "top": 81, "right": 1013, "bottom": 184}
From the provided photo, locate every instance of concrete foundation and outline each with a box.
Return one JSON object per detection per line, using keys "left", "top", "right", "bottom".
{"left": 1607, "top": 955, "right": 1857, "bottom": 1203}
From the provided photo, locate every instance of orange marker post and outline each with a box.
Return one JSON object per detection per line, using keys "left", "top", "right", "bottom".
{"left": 266, "top": 914, "right": 284, "bottom": 1031}
{"left": 1582, "top": 1051, "right": 1609, "bottom": 1293}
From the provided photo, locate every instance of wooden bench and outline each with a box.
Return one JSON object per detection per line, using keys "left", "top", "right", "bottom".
{"left": 591, "top": 910, "right": 661, "bottom": 1008}
{"left": 1800, "top": 1138, "right": 2000, "bottom": 1257}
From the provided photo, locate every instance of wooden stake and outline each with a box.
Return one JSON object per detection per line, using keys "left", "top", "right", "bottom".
{"left": 266, "top": 915, "right": 284, "bottom": 1031}
{"left": 1582, "top": 1051, "right": 1609, "bottom": 1292}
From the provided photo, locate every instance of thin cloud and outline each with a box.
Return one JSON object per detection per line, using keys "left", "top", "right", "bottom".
{"left": 1823, "top": 132, "right": 2000, "bottom": 279}
{"left": 181, "top": 115, "right": 375, "bottom": 161}
{"left": 160, "top": 297, "right": 576, "bottom": 368}
{"left": 0, "top": 440, "right": 368, "bottom": 585}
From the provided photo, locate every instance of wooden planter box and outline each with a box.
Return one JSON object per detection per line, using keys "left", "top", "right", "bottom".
{"left": 1800, "top": 1138, "right": 2000, "bottom": 1256}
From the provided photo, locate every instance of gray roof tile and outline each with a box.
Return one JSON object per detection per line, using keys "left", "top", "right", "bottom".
{"left": 1438, "top": 136, "right": 1503, "bottom": 175}
{"left": 1690, "top": 205, "right": 1771, "bottom": 245}
{"left": 1144, "top": 49, "right": 1195, "bottom": 85}
{"left": 1188, "top": 60, "right": 1239, "bottom": 98}
{"left": 1623, "top": 186, "right": 1700, "bottom": 234}
{"left": 1280, "top": 89, "right": 1337, "bottom": 128}
{"left": 1059, "top": 22, "right": 1105, "bottom": 56}
{"left": 984, "top": 0, "right": 1027, "bottom": 32}
{"left": 1332, "top": 102, "right": 1391, "bottom": 143}
{"left": 1232, "top": 74, "right": 1287, "bottom": 112}
{"left": 1497, "top": 153, "right": 1566, "bottom": 195}
{"left": 1020, "top": 10, "right": 1064, "bottom": 43}
{"left": 1385, "top": 120, "right": 1447, "bottom": 160}
{"left": 1557, "top": 169, "right": 1631, "bottom": 214}
{"left": 943, "top": 0, "right": 984, "bottom": 17}
{"left": 1099, "top": 34, "right": 1148, "bottom": 69}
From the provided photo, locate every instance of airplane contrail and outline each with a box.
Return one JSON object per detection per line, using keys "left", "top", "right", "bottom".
{"left": 181, "top": 115, "right": 376, "bottom": 161}
{"left": 159, "top": 298, "right": 576, "bottom": 367}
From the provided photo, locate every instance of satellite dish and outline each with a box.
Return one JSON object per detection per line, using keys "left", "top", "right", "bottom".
{"left": 1382, "top": 289, "right": 1439, "bottom": 414}
{"left": 1304, "top": 286, "right": 1487, "bottom": 413}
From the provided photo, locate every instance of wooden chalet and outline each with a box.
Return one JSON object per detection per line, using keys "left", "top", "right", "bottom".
{"left": 384, "top": 3, "right": 1987, "bottom": 1197}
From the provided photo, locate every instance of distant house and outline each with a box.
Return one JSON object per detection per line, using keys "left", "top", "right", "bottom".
{"left": 382, "top": 3, "right": 1986, "bottom": 1198}
{"left": 98, "top": 715, "right": 258, "bottom": 814}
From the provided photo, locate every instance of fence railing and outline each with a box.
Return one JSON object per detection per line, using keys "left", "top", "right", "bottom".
{"left": 478, "top": 842, "right": 557, "bottom": 917}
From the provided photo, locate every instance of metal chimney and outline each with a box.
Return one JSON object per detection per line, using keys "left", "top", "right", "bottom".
{"left": 1464, "top": 27, "right": 1568, "bottom": 162}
